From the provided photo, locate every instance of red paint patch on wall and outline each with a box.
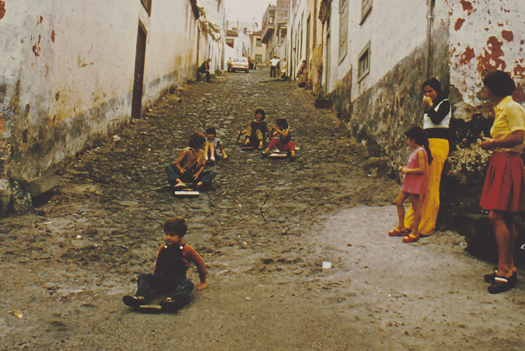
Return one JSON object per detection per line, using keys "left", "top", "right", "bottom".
{"left": 501, "top": 30, "right": 513, "bottom": 42}
{"left": 514, "top": 64, "right": 525, "bottom": 79}
{"left": 460, "top": 0, "right": 473, "bottom": 13}
{"left": 32, "top": 35, "right": 42, "bottom": 57}
{"left": 0, "top": 1, "right": 5, "bottom": 20}
{"left": 459, "top": 46, "right": 475, "bottom": 66}
{"left": 454, "top": 18, "right": 465, "bottom": 31}
{"left": 477, "top": 36, "right": 506, "bottom": 72}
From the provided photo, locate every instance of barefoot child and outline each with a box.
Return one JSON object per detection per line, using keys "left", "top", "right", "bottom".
{"left": 240, "top": 108, "right": 272, "bottom": 150}
{"left": 204, "top": 127, "right": 228, "bottom": 164}
{"left": 261, "top": 118, "right": 296, "bottom": 160}
{"left": 389, "top": 127, "right": 433, "bottom": 243}
{"left": 123, "top": 217, "right": 207, "bottom": 310}
{"left": 165, "top": 132, "right": 216, "bottom": 190}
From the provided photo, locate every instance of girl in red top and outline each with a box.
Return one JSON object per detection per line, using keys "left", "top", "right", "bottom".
{"left": 389, "top": 127, "right": 433, "bottom": 243}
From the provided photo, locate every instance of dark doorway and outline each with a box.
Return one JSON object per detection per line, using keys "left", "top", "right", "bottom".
{"left": 131, "top": 22, "right": 147, "bottom": 120}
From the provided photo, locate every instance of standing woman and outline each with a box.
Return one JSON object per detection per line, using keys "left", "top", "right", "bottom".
{"left": 404, "top": 78, "right": 451, "bottom": 236}
{"left": 479, "top": 71, "right": 525, "bottom": 294}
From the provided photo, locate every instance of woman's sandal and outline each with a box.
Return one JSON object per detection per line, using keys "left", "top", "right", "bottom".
{"left": 484, "top": 270, "right": 497, "bottom": 283}
{"left": 488, "top": 276, "right": 512, "bottom": 294}
{"left": 388, "top": 228, "right": 407, "bottom": 237}
{"left": 485, "top": 271, "right": 517, "bottom": 288}
{"left": 402, "top": 234, "right": 419, "bottom": 243}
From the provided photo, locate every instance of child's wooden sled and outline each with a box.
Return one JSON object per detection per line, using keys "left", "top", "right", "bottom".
{"left": 174, "top": 184, "right": 199, "bottom": 197}
{"left": 269, "top": 150, "right": 288, "bottom": 158}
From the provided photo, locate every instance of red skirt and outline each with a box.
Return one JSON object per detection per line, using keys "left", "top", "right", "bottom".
{"left": 479, "top": 152, "right": 525, "bottom": 212}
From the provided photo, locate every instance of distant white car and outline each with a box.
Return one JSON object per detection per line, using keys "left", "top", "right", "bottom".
{"left": 230, "top": 57, "right": 249, "bottom": 73}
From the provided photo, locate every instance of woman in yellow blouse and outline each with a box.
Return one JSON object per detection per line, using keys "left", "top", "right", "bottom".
{"left": 480, "top": 71, "right": 525, "bottom": 294}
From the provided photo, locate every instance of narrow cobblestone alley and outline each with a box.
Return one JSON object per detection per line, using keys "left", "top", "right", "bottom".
{"left": 1, "top": 68, "right": 524, "bottom": 350}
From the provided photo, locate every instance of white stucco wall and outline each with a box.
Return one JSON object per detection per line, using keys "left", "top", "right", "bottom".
{"left": 326, "top": 0, "right": 429, "bottom": 98}
{"left": 448, "top": 0, "right": 525, "bottom": 106}
{"left": 290, "top": 0, "right": 308, "bottom": 77}
{"left": 198, "top": 0, "right": 227, "bottom": 72}
{"left": 0, "top": 0, "right": 201, "bottom": 179}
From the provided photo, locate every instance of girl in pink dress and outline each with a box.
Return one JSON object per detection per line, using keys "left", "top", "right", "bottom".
{"left": 389, "top": 127, "right": 433, "bottom": 243}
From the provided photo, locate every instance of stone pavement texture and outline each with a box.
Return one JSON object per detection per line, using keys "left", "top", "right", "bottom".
{"left": 0, "top": 68, "right": 524, "bottom": 350}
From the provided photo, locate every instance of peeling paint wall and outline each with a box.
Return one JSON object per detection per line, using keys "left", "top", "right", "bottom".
{"left": 327, "top": 0, "right": 524, "bottom": 159}
{"left": 449, "top": 0, "right": 525, "bottom": 116}
{"left": 0, "top": 0, "right": 200, "bottom": 185}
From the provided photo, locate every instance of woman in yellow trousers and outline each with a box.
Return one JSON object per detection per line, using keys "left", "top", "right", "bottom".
{"left": 404, "top": 78, "right": 451, "bottom": 236}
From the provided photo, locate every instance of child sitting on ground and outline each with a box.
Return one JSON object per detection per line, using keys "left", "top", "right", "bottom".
{"left": 240, "top": 108, "right": 272, "bottom": 150}
{"left": 123, "top": 217, "right": 207, "bottom": 310}
{"left": 261, "top": 118, "right": 296, "bottom": 161}
{"left": 165, "top": 132, "right": 216, "bottom": 190}
{"left": 388, "top": 127, "right": 433, "bottom": 243}
{"left": 204, "top": 126, "right": 228, "bottom": 164}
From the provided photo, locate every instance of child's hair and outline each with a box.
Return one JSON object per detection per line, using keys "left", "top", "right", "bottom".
{"left": 188, "top": 132, "right": 206, "bottom": 148}
{"left": 422, "top": 77, "right": 443, "bottom": 102}
{"left": 483, "top": 71, "right": 516, "bottom": 97}
{"left": 164, "top": 217, "right": 188, "bottom": 236}
{"left": 275, "top": 118, "right": 288, "bottom": 129}
{"left": 404, "top": 127, "right": 433, "bottom": 165}
{"left": 205, "top": 127, "right": 216, "bottom": 136}
{"left": 254, "top": 108, "right": 266, "bottom": 120}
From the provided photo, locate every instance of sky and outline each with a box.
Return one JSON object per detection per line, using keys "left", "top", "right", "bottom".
{"left": 224, "top": 0, "right": 274, "bottom": 24}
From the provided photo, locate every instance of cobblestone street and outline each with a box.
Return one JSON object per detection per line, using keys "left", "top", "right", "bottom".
{"left": 1, "top": 68, "right": 524, "bottom": 350}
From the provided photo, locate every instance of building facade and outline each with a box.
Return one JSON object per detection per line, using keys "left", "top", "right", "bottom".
{"left": 287, "top": 0, "right": 323, "bottom": 93}
{"left": 0, "top": 0, "right": 225, "bottom": 214}
{"left": 250, "top": 30, "right": 266, "bottom": 65}
{"left": 261, "top": 0, "right": 290, "bottom": 62}
{"left": 320, "top": 0, "right": 524, "bottom": 162}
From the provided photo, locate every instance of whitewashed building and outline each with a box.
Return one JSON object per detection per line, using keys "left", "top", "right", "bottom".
{"left": 0, "top": 0, "right": 225, "bottom": 214}
{"left": 319, "top": 0, "right": 525, "bottom": 158}
{"left": 287, "top": 0, "right": 323, "bottom": 92}
{"left": 261, "top": 0, "right": 290, "bottom": 62}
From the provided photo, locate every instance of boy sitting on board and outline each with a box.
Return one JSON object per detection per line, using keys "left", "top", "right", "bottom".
{"left": 123, "top": 217, "right": 207, "bottom": 310}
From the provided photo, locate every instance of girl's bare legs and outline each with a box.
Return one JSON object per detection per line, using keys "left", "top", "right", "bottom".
{"left": 204, "top": 143, "right": 210, "bottom": 161}
{"left": 394, "top": 191, "right": 410, "bottom": 231}
{"left": 220, "top": 145, "right": 228, "bottom": 159}
{"left": 408, "top": 194, "right": 422, "bottom": 238}
{"left": 209, "top": 145, "right": 216, "bottom": 162}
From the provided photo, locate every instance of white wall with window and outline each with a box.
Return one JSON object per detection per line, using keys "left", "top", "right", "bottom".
{"left": 324, "top": 0, "right": 428, "bottom": 99}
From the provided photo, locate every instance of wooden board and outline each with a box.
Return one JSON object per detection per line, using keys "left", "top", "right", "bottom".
{"left": 269, "top": 152, "right": 288, "bottom": 158}
{"left": 174, "top": 190, "right": 199, "bottom": 197}
{"left": 138, "top": 304, "right": 163, "bottom": 313}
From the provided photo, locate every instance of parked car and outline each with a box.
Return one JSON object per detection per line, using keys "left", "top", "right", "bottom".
{"left": 230, "top": 57, "right": 249, "bottom": 73}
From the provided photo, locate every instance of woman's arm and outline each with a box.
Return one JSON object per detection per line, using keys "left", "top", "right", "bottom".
{"left": 481, "top": 130, "right": 525, "bottom": 150}
{"left": 425, "top": 100, "right": 451, "bottom": 125}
